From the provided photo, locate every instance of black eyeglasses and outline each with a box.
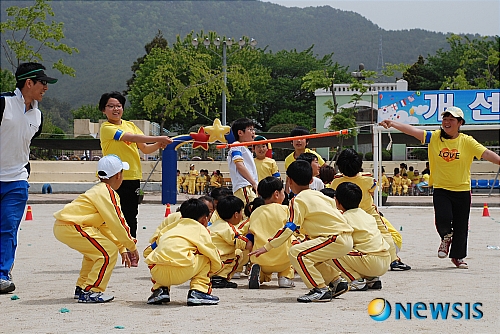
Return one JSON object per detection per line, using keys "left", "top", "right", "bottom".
{"left": 32, "top": 79, "right": 48, "bottom": 86}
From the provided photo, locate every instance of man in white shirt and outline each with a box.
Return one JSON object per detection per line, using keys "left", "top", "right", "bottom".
{"left": 0, "top": 63, "right": 57, "bottom": 293}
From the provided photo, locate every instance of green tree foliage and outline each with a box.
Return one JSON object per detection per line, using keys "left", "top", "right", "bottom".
{"left": 258, "top": 47, "right": 349, "bottom": 131}
{"left": 267, "top": 110, "right": 312, "bottom": 129}
{"left": 125, "top": 30, "right": 169, "bottom": 95}
{"left": 127, "top": 33, "right": 226, "bottom": 133}
{"left": 404, "top": 35, "right": 499, "bottom": 90}
{"left": 39, "top": 112, "right": 65, "bottom": 138}
{"left": 0, "top": 0, "right": 78, "bottom": 75}
{"left": 71, "top": 104, "right": 103, "bottom": 123}
{"left": 0, "top": 68, "right": 16, "bottom": 92}
{"left": 38, "top": 96, "right": 72, "bottom": 133}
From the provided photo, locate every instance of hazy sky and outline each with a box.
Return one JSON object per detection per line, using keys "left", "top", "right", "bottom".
{"left": 261, "top": 0, "right": 499, "bottom": 36}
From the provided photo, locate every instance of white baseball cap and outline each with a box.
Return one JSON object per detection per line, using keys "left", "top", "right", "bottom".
{"left": 441, "top": 106, "right": 465, "bottom": 119}
{"left": 97, "top": 154, "right": 129, "bottom": 179}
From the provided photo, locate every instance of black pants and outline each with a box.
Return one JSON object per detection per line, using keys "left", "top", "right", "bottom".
{"left": 432, "top": 188, "right": 471, "bottom": 259}
{"left": 116, "top": 179, "right": 140, "bottom": 238}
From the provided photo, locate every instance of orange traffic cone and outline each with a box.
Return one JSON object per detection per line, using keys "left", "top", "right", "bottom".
{"left": 25, "top": 206, "right": 33, "bottom": 220}
{"left": 165, "top": 203, "right": 171, "bottom": 217}
{"left": 482, "top": 203, "right": 490, "bottom": 217}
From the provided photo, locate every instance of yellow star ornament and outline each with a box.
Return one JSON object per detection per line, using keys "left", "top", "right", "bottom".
{"left": 204, "top": 118, "right": 230, "bottom": 143}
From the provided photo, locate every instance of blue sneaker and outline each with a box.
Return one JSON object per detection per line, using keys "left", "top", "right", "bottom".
{"left": 74, "top": 286, "right": 83, "bottom": 299}
{"left": 78, "top": 291, "right": 114, "bottom": 303}
{"left": 187, "top": 289, "right": 219, "bottom": 306}
{"left": 147, "top": 287, "right": 170, "bottom": 305}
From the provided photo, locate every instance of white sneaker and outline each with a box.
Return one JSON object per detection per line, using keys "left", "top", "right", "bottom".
{"left": 232, "top": 272, "right": 241, "bottom": 279}
{"left": 349, "top": 278, "right": 368, "bottom": 291}
{"left": 278, "top": 277, "right": 295, "bottom": 288}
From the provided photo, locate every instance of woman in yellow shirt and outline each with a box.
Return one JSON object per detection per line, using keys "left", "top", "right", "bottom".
{"left": 381, "top": 106, "right": 500, "bottom": 270}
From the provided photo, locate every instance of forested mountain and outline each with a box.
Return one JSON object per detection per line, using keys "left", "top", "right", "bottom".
{"left": 1, "top": 0, "right": 478, "bottom": 109}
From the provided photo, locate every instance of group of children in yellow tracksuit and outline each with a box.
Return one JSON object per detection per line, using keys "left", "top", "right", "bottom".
{"left": 53, "top": 145, "right": 410, "bottom": 306}
{"left": 177, "top": 166, "right": 223, "bottom": 195}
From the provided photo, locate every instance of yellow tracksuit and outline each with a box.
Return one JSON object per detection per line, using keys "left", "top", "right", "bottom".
{"left": 145, "top": 218, "right": 222, "bottom": 293}
{"left": 331, "top": 174, "right": 398, "bottom": 262}
{"left": 332, "top": 208, "right": 391, "bottom": 282}
{"left": 143, "top": 212, "right": 183, "bottom": 259}
{"left": 265, "top": 190, "right": 353, "bottom": 289}
{"left": 248, "top": 203, "right": 295, "bottom": 283}
{"left": 53, "top": 182, "right": 137, "bottom": 293}
{"left": 210, "top": 218, "right": 249, "bottom": 279}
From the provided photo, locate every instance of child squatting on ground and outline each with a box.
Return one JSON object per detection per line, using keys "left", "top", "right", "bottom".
{"left": 246, "top": 176, "right": 296, "bottom": 289}
{"left": 332, "top": 182, "right": 391, "bottom": 291}
{"left": 53, "top": 154, "right": 139, "bottom": 303}
{"left": 250, "top": 160, "right": 354, "bottom": 303}
{"left": 145, "top": 198, "right": 222, "bottom": 306}
{"left": 209, "top": 196, "right": 253, "bottom": 288}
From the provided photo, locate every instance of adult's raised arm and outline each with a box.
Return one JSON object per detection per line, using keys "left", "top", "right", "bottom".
{"left": 379, "top": 120, "right": 425, "bottom": 142}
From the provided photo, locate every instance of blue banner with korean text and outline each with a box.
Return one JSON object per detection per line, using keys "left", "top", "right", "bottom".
{"left": 378, "top": 89, "right": 499, "bottom": 125}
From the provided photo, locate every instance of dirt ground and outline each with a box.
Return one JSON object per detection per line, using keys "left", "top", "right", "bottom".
{"left": 1, "top": 204, "right": 499, "bottom": 333}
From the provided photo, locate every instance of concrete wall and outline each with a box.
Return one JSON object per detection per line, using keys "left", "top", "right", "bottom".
{"left": 28, "top": 160, "right": 498, "bottom": 183}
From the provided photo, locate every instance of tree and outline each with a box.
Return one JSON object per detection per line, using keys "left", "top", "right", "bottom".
{"left": 125, "top": 29, "right": 169, "bottom": 95}
{"left": 0, "top": 0, "right": 79, "bottom": 75}
{"left": 440, "top": 35, "right": 499, "bottom": 89}
{"left": 403, "top": 35, "right": 499, "bottom": 90}
{"left": 0, "top": 68, "right": 16, "bottom": 92}
{"left": 127, "top": 39, "right": 225, "bottom": 133}
{"left": 258, "top": 47, "right": 349, "bottom": 131}
{"left": 39, "top": 96, "right": 72, "bottom": 133}
{"left": 71, "top": 104, "right": 103, "bottom": 123}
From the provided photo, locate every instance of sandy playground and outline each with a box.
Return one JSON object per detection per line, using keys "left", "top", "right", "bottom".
{"left": 0, "top": 203, "right": 499, "bottom": 333}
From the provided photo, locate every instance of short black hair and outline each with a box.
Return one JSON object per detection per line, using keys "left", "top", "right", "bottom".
{"left": 244, "top": 197, "right": 266, "bottom": 217}
{"left": 291, "top": 126, "right": 310, "bottom": 137}
{"left": 286, "top": 160, "right": 312, "bottom": 186}
{"left": 231, "top": 118, "right": 254, "bottom": 141}
{"left": 210, "top": 187, "right": 233, "bottom": 201}
{"left": 320, "top": 188, "right": 336, "bottom": 199}
{"left": 180, "top": 198, "right": 210, "bottom": 221}
{"left": 335, "top": 182, "right": 362, "bottom": 211}
{"left": 99, "top": 91, "right": 126, "bottom": 112}
{"left": 198, "top": 195, "right": 215, "bottom": 208}
{"left": 297, "top": 152, "right": 318, "bottom": 166}
{"left": 15, "top": 63, "right": 46, "bottom": 89}
{"left": 257, "top": 176, "right": 283, "bottom": 199}
{"left": 336, "top": 148, "right": 362, "bottom": 177}
{"left": 217, "top": 195, "right": 244, "bottom": 220}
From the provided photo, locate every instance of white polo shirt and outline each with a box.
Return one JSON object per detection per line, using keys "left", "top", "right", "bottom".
{"left": 227, "top": 144, "right": 258, "bottom": 192}
{"left": 0, "top": 88, "right": 42, "bottom": 181}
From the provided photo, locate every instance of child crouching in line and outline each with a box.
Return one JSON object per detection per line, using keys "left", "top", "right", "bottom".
{"left": 332, "top": 182, "right": 391, "bottom": 291}
{"left": 143, "top": 196, "right": 215, "bottom": 259}
{"left": 246, "top": 177, "right": 295, "bottom": 289}
{"left": 250, "top": 160, "right": 354, "bottom": 303}
{"left": 53, "top": 155, "right": 138, "bottom": 303}
{"left": 145, "top": 198, "right": 222, "bottom": 306}
{"left": 210, "top": 196, "right": 253, "bottom": 288}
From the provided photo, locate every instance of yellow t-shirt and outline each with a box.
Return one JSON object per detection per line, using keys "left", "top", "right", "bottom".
{"left": 254, "top": 157, "right": 280, "bottom": 181}
{"left": 423, "top": 130, "right": 486, "bottom": 191}
{"left": 284, "top": 148, "right": 325, "bottom": 170}
{"left": 331, "top": 174, "right": 377, "bottom": 213}
{"left": 100, "top": 120, "right": 143, "bottom": 180}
